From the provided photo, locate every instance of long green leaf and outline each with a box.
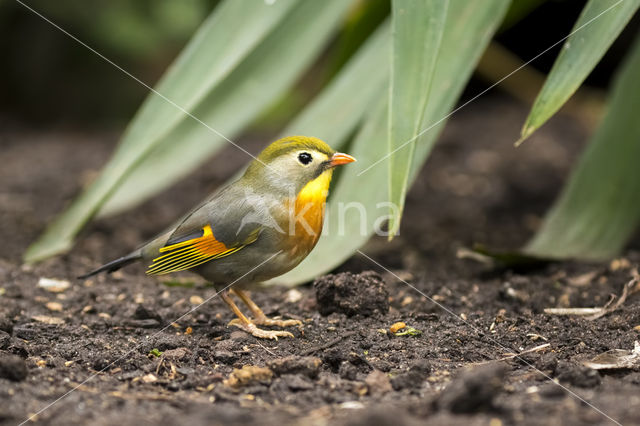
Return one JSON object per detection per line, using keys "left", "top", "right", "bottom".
{"left": 24, "top": 0, "right": 351, "bottom": 262}
{"left": 23, "top": 0, "right": 297, "bottom": 262}
{"left": 192, "top": 23, "right": 390, "bottom": 194}
{"left": 277, "top": 0, "right": 511, "bottom": 285}
{"left": 519, "top": 0, "right": 640, "bottom": 143}
{"left": 525, "top": 33, "right": 640, "bottom": 260}
{"left": 119, "top": 0, "right": 299, "bottom": 154}
{"left": 98, "top": 0, "right": 353, "bottom": 216}
{"left": 282, "top": 21, "right": 390, "bottom": 144}
{"left": 387, "top": 0, "right": 448, "bottom": 238}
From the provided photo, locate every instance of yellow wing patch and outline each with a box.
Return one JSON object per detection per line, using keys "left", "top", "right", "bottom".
{"left": 147, "top": 225, "right": 246, "bottom": 275}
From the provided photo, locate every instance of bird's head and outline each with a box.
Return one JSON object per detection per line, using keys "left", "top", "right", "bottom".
{"left": 243, "top": 136, "right": 356, "bottom": 196}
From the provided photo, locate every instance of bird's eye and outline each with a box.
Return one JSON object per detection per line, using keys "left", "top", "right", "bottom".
{"left": 298, "top": 152, "right": 312, "bottom": 165}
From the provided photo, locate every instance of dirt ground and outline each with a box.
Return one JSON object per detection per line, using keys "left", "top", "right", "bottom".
{"left": 2, "top": 96, "right": 640, "bottom": 426}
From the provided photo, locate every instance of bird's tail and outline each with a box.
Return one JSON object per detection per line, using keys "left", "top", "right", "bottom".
{"left": 78, "top": 252, "right": 142, "bottom": 279}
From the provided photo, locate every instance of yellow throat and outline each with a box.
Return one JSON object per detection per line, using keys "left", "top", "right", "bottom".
{"left": 297, "top": 169, "right": 333, "bottom": 205}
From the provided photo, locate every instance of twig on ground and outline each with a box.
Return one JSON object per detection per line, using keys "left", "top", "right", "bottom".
{"left": 544, "top": 268, "right": 640, "bottom": 320}
{"left": 544, "top": 307, "right": 604, "bottom": 316}
{"left": 456, "top": 247, "right": 494, "bottom": 266}
{"left": 476, "top": 343, "right": 551, "bottom": 365}
{"left": 256, "top": 342, "right": 276, "bottom": 357}
{"left": 498, "top": 343, "right": 551, "bottom": 360}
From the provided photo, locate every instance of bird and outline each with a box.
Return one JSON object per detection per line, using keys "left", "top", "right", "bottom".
{"left": 80, "top": 136, "right": 356, "bottom": 339}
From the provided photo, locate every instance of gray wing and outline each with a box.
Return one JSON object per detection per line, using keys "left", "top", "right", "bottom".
{"left": 166, "top": 183, "right": 276, "bottom": 247}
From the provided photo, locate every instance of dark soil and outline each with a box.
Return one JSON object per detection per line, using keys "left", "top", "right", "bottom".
{"left": 2, "top": 96, "right": 640, "bottom": 426}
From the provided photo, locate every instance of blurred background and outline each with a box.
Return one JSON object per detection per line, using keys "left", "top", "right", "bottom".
{"left": 2, "top": 0, "right": 638, "bottom": 130}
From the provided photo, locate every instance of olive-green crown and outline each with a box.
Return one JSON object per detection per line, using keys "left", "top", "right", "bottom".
{"left": 256, "top": 136, "right": 335, "bottom": 164}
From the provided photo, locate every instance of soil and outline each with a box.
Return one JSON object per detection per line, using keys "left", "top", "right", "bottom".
{"left": 2, "top": 96, "right": 640, "bottom": 426}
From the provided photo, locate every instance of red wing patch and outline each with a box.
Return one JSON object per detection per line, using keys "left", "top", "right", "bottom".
{"left": 147, "top": 225, "right": 245, "bottom": 275}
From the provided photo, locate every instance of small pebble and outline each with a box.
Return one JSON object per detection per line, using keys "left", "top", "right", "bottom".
{"left": 285, "top": 289, "right": 303, "bottom": 303}
{"left": 190, "top": 295, "right": 204, "bottom": 305}
{"left": 37, "top": 277, "right": 70, "bottom": 293}
{"left": 46, "top": 302, "right": 63, "bottom": 312}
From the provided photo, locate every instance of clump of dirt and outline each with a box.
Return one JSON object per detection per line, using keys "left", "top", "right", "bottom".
{"left": 267, "top": 356, "right": 322, "bottom": 378}
{"left": 0, "top": 354, "right": 28, "bottom": 382}
{"left": 314, "top": 271, "right": 389, "bottom": 316}
{"left": 225, "top": 365, "right": 274, "bottom": 388}
{"left": 436, "top": 363, "right": 507, "bottom": 413}
{"left": 390, "top": 359, "right": 431, "bottom": 391}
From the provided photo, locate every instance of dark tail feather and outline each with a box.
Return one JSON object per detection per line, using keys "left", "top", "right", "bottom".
{"left": 78, "top": 252, "right": 142, "bottom": 279}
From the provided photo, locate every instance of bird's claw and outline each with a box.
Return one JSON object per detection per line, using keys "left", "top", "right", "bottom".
{"left": 227, "top": 318, "right": 294, "bottom": 340}
{"left": 253, "top": 317, "right": 302, "bottom": 328}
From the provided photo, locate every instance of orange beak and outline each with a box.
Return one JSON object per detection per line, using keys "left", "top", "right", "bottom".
{"left": 329, "top": 152, "right": 356, "bottom": 167}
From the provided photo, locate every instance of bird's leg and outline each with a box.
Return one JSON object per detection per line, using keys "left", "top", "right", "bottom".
{"left": 231, "top": 289, "right": 302, "bottom": 328}
{"left": 219, "top": 290, "right": 294, "bottom": 340}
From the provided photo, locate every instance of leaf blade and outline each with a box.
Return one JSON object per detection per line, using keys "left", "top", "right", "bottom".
{"left": 282, "top": 21, "right": 390, "bottom": 144}
{"left": 519, "top": 0, "right": 640, "bottom": 143}
{"left": 119, "top": 0, "right": 299, "bottom": 153}
{"left": 387, "top": 0, "right": 448, "bottom": 238}
{"left": 525, "top": 33, "right": 640, "bottom": 260}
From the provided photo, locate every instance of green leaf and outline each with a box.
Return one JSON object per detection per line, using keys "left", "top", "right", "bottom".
{"left": 194, "top": 22, "right": 390, "bottom": 193}
{"left": 387, "top": 0, "right": 448, "bottom": 238}
{"left": 525, "top": 33, "right": 640, "bottom": 260}
{"left": 24, "top": 0, "right": 352, "bottom": 262}
{"left": 148, "top": 348, "right": 163, "bottom": 357}
{"left": 118, "top": 0, "right": 299, "bottom": 155}
{"left": 519, "top": 0, "right": 640, "bottom": 144}
{"left": 99, "top": 0, "right": 353, "bottom": 216}
{"left": 395, "top": 326, "right": 423, "bottom": 337}
{"left": 282, "top": 21, "right": 390, "bottom": 145}
{"left": 276, "top": 0, "right": 511, "bottom": 285}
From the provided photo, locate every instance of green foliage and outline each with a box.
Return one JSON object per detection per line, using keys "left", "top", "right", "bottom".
{"left": 526, "top": 33, "right": 640, "bottom": 260}
{"left": 519, "top": 0, "right": 640, "bottom": 143}
{"left": 19, "top": 0, "right": 211, "bottom": 57}
{"left": 149, "top": 348, "right": 163, "bottom": 357}
{"left": 394, "top": 326, "right": 423, "bottom": 337}
{"left": 387, "top": 0, "right": 448, "bottom": 238}
{"left": 282, "top": 21, "right": 390, "bottom": 146}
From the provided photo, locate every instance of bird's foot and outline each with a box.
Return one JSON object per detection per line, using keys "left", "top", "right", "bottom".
{"left": 228, "top": 319, "right": 294, "bottom": 340}
{"left": 253, "top": 316, "right": 302, "bottom": 328}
